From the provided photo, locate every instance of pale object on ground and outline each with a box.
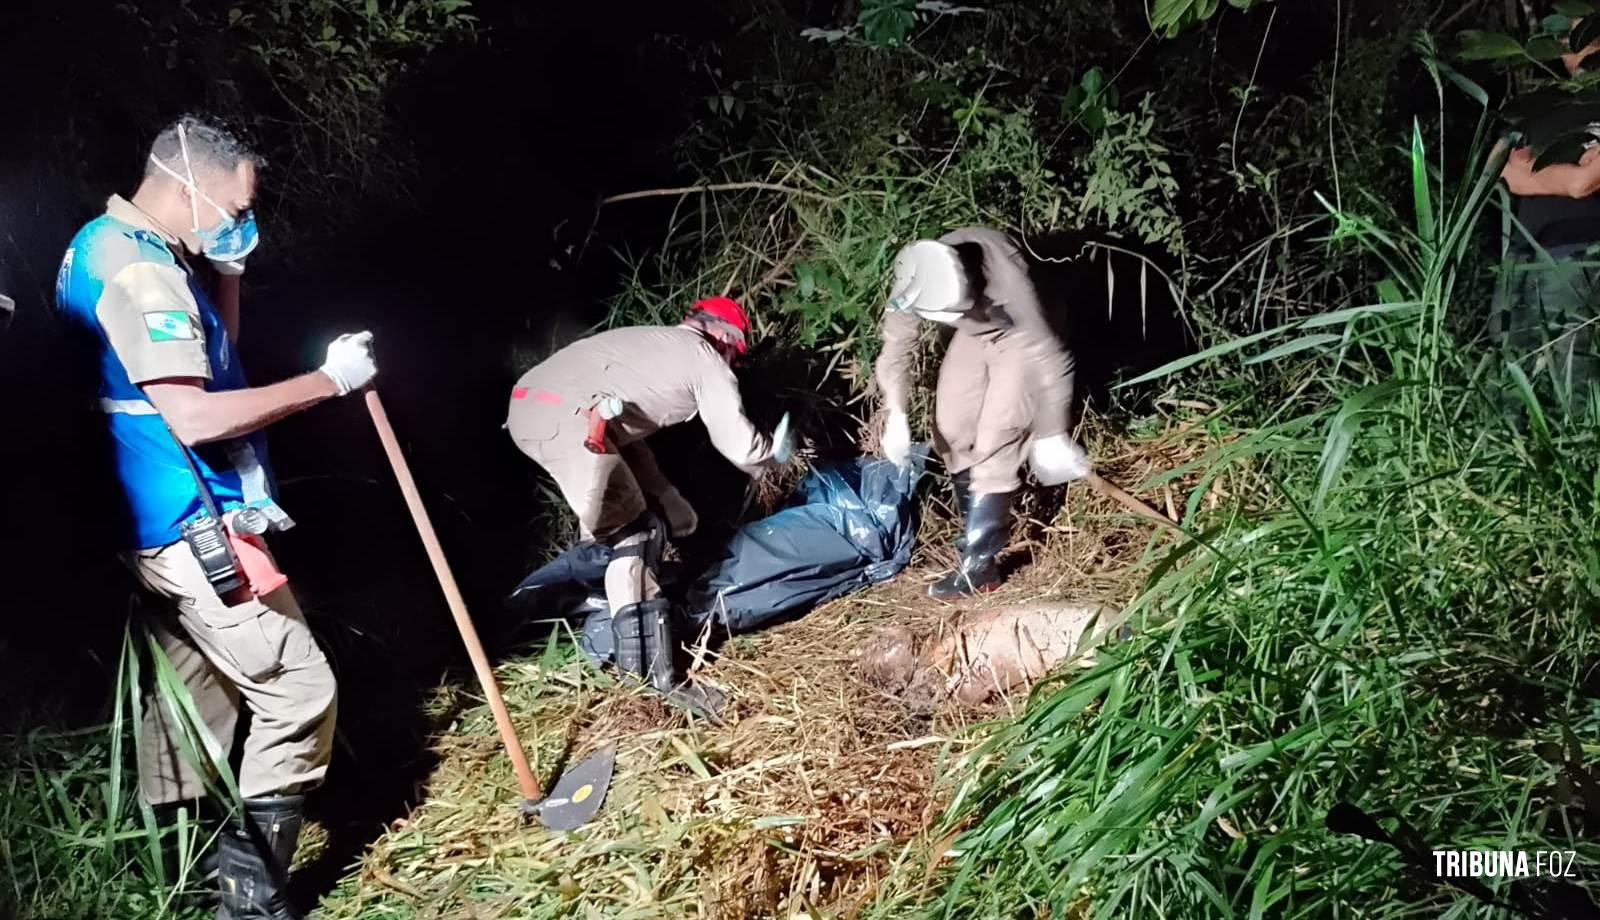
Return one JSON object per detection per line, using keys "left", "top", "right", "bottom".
{"left": 860, "top": 601, "right": 1121, "bottom": 708}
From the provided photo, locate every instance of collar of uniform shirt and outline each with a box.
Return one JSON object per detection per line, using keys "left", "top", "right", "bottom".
{"left": 106, "top": 195, "right": 183, "bottom": 249}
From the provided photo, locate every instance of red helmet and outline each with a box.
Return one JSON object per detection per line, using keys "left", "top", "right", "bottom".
{"left": 687, "top": 296, "right": 750, "bottom": 354}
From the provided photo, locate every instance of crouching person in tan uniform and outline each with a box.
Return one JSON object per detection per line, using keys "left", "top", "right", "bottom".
{"left": 56, "top": 117, "right": 378, "bottom": 918}
{"left": 874, "top": 227, "right": 1091, "bottom": 598}
{"left": 506, "top": 297, "right": 790, "bottom": 715}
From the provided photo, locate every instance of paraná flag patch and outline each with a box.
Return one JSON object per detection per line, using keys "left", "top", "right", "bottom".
{"left": 144, "top": 310, "right": 198, "bottom": 342}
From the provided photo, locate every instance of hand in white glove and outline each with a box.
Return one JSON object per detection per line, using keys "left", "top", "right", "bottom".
{"left": 1030, "top": 434, "right": 1092, "bottom": 485}
{"left": 881, "top": 409, "right": 911, "bottom": 466}
{"left": 657, "top": 486, "right": 699, "bottom": 538}
{"left": 320, "top": 331, "right": 378, "bottom": 396}
{"left": 771, "top": 412, "right": 794, "bottom": 465}
{"left": 209, "top": 257, "right": 247, "bottom": 276}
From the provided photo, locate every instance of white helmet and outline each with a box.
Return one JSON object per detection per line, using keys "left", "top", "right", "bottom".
{"left": 888, "top": 240, "right": 970, "bottom": 324}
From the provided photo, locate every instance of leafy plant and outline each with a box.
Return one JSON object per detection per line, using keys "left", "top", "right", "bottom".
{"left": 115, "top": 0, "right": 478, "bottom": 233}
{"left": 1150, "top": 0, "right": 1270, "bottom": 39}
{"left": 1457, "top": 3, "right": 1600, "bottom": 169}
{"left": 860, "top": 0, "right": 918, "bottom": 47}
{"left": 800, "top": 0, "right": 984, "bottom": 49}
{"left": 898, "top": 48, "right": 1600, "bottom": 920}
{"left": 1075, "top": 97, "right": 1187, "bottom": 255}
{"left": 1060, "top": 66, "right": 1121, "bottom": 137}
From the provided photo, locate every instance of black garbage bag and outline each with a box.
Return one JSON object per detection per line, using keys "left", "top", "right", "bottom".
{"left": 505, "top": 447, "right": 930, "bottom": 663}
{"left": 685, "top": 448, "right": 929, "bottom": 632}
{"left": 504, "top": 541, "right": 615, "bottom": 662}
{"left": 504, "top": 543, "right": 692, "bottom": 664}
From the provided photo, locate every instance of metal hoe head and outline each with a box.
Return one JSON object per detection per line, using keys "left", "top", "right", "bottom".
{"left": 520, "top": 743, "right": 617, "bottom": 831}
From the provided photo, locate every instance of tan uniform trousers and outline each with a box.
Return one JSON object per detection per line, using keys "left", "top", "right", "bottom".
{"left": 127, "top": 541, "right": 337, "bottom": 805}
{"left": 933, "top": 331, "right": 1035, "bottom": 495}
{"left": 507, "top": 405, "right": 673, "bottom": 606}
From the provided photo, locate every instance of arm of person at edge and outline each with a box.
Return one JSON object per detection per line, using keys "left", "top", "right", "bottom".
{"left": 1501, "top": 141, "right": 1600, "bottom": 199}
{"left": 873, "top": 306, "right": 922, "bottom": 416}
{"left": 144, "top": 372, "right": 339, "bottom": 447}
{"left": 695, "top": 355, "right": 776, "bottom": 476}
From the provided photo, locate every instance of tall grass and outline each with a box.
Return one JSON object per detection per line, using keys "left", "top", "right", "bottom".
{"left": 1, "top": 615, "right": 234, "bottom": 920}
{"left": 898, "top": 55, "right": 1600, "bottom": 919}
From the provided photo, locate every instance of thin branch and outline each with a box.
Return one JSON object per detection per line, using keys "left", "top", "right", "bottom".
{"left": 1328, "top": 0, "right": 1345, "bottom": 210}
{"left": 1231, "top": 4, "right": 1279, "bottom": 178}
{"left": 600, "top": 182, "right": 833, "bottom": 206}
{"left": 743, "top": 234, "right": 810, "bottom": 303}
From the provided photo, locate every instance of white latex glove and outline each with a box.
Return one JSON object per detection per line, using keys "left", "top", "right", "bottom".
{"left": 320, "top": 331, "right": 378, "bottom": 396}
{"left": 881, "top": 409, "right": 911, "bottom": 466}
{"left": 658, "top": 486, "right": 699, "bottom": 538}
{"left": 209, "top": 257, "right": 247, "bottom": 276}
{"left": 772, "top": 411, "right": 794, "bottom": 465}
{"left": 1030, "top": 434, "right": 1092, "bottom": 485}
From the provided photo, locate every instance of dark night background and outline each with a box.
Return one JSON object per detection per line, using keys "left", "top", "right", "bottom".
{"left": 0, "top": 0, "right": 1480, "bottom": 907}
{"left": 0, "top": 0, "right": 785, "bottom": 895}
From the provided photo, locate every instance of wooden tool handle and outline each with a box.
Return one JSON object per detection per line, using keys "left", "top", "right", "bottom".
{"left": 1085, "top": 471, "right": 1182, "bottom": 533}
{"left": 365, "top": 390, "right": 543, "bottom": 801}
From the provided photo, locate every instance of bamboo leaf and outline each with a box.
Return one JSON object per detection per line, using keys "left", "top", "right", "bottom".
{"left": 1315, "top": 381, "right": 1404, "bottom": 512}
{"left": 1243, "top": 333, "right": 1343, "bottom": 365}
{"left": 1115, "top": 324, "right": 1286, "bottom": 387}
{"left": 1298, "top": 301, "right": 1422, "bottom": 328}
{"left": 1411, "top": 120, "right": 1436, "bottom": 248}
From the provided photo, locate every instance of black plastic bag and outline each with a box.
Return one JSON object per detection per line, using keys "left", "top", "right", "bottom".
{"left": 685, "top": 449, "right": 928, "bottom": 632}
{"left": 505, "top": 447, "right": 930, "bottom": 663}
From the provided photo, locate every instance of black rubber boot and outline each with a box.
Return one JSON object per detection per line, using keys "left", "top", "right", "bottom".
{"left": 152, "top": 802, "right": 222, "bottom": 910}
{"left": 929, "top": 491, "right": 1013, "bottom": 599}
{"left": 949, "top": 470, "right": 975, "bottom": 553}
{"left": 642, "top": 602, "right": 726, "bottom": 721}
{"left": 645, "top": 601, "right": 679, "bottom": 696}
{"left": 611, "top": 599, "right": 655, "bottom": 681}
{"left": 216, "top": 795, "right": 305, "bottom": 920}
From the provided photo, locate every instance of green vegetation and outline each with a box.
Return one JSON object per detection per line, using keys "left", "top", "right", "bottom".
{"left": 11, "top": 1, "right": 1600, "bottom": 917}
{"left": 901, "top": 63, "right": 1600, "bottom": 918}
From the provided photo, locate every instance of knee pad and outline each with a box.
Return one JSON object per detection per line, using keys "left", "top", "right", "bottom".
{"left": 601, "top": 511, "right": 665, "bottom": 566}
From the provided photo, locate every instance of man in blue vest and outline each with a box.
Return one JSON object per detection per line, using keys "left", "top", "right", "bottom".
{"left": 56, "top": 115, "right": 377, "bottom": 919}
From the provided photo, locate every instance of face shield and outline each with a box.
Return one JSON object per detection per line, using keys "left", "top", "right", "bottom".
{"left": 888, "top": 240, "right": 970, "bottom": 324}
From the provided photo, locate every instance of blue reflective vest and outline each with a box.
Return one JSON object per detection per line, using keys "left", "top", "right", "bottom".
{"left": 56, "top": 206, "right": 283, "bottom": 550}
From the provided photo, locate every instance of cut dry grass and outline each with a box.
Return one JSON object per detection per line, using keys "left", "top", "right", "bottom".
{"left": 311, "top": 414, "right": 1213, "bottom": 919}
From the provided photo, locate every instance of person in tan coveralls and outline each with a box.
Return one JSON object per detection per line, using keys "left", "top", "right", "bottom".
{"left": 874, "top": 227, "right": 1092, "bottom": 598}
{"left": 506, "top": 296, "right": 790, "bottom": 712}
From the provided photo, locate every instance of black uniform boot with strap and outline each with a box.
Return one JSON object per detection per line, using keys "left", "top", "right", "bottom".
{"left": 929, "top": 490, "right": 1013, "bottom": 600}
{"left": 216, "top": 795, "right": 306, "bottom": 920}
{"left": 611, "top": 598, "right": 658, "bottom": 682}
{"left": 644, "top": 602, "right": 727, "bottom": 721}
{"left": 610, "top": 599, "right": 726, "bottom": 720}
{"left": 949, "top": 470, "right": 975, "bottom": 553}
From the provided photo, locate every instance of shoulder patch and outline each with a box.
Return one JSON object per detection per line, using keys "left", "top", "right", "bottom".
{"left": 144, "top": 310, "right": 200, "bottom": 342}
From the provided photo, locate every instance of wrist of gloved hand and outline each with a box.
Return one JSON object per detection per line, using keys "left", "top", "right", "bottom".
{"left": 657, "top": 486, "right": 699, "bottom": 538}
{"left": 1030, "top": 434, "right": 1092, "bottom": 485}
{"left": 771, "top": 412, "right": 794, "bottom": 465}
{"left": 881, "top": 408, "right": 912, "bottom": 466}
{"left": 319, "top": 331, "right": 377, "bottom": 397}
